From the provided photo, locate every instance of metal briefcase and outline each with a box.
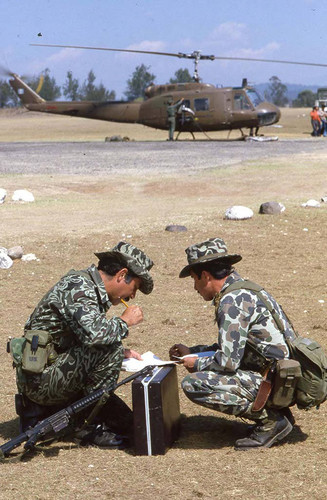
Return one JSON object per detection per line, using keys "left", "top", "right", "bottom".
{"left": 132, "top": 365, "right": 181, "bottom": 455}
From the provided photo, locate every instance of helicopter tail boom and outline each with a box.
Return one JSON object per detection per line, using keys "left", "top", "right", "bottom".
{"left": 9, "top": 74, "right": 45, "bottom": 105}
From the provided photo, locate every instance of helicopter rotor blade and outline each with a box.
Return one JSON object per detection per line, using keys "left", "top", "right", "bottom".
{"left": 30, "top": 43, "right": 327, "bottom": 68}
{"left": 0, "top": 64, "right": 35, "bottom": 81}
{"left": 212, "top": 55, "right": 327, "bottom": 68}
{"left": 30, "top": 43, "right": 183, "bottom": 58}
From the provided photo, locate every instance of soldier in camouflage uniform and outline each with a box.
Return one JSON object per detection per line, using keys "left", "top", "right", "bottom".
{"left": 17, "top": 241, "right": 154, "bottom": 447}
{"left": 169, "top": 237, "right": 296, "bottom": 450}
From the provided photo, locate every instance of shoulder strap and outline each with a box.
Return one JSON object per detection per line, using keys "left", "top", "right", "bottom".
{"left": 221, "top": 280, "right": 286, "bottom": 335}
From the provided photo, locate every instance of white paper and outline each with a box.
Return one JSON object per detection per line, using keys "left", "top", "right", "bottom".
{"left": 121, "top": 351, "right": 175, "bottom": 372}
{"left": 171, "top": 351, "right": 216, "bottom": 360}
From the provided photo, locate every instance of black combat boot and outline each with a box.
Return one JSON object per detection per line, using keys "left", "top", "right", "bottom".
{"left": 235, "top": 409, "right": 293, "bottom": 451}
{"left": 280, "top": 407, "right": 295, "bottom": 426}
{"left": 97, "top": 393, "right": 134, "bottom": 438}
{"left": 73, "top": 393, "right": 133, "bottom": 449}
{"left": 73, "top": 424, "right": 125, "bottom": 449}
{"left": 15, "top": 394, "right": 51, "bottom": 432}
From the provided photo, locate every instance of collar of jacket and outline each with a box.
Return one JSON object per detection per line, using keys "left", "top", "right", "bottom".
{"left": 87, "top": 264, "right": 112, "bottom": 310}
{"left": 212, "top": 271, "right": 243, "bottom": 320}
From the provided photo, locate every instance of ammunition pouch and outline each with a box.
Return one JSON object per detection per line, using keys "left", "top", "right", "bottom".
{"left": 22, "top": 330, "right": 57, "bottom": 373}
{"left": 270, "top": 359, "right": 302, "bottom": 408}
{"left": 9, "top": 330, "right": 57, "bottom": 375}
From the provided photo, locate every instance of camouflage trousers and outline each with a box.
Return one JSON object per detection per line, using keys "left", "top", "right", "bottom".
{"left": 20, "top": 342, "right": 124, "bottom": 406}
{"left": 182, "top": 369, "right": 269, "bottom": 422}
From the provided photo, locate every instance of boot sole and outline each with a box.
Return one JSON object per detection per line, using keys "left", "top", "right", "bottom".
{"left": 235, "top": 419, "right": 293, "bottom": 451}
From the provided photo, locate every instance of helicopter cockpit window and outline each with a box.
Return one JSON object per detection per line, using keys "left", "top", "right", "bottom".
{"left": 245, "top": 88, "right": 264, "bottom": 107}
{"left": 194, "top": 98, "right": 209, "bottom": 111}
{"left": 233, "top": 93, "right": 252, "bottom": 110}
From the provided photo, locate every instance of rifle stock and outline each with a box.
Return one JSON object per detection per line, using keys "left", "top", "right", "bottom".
{"left": 0, "top": 364, "right": 154, "bottom": 459}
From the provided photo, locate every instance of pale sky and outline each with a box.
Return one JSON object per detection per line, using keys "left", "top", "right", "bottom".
{"left": 1, "top": 0, "right": 327, "bottom": 98}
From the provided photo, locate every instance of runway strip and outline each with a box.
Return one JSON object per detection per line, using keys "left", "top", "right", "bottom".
{"left": 0, "top": 139, "right": 326, "bottom": 175}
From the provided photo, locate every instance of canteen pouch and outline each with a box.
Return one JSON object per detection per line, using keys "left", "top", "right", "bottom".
{"left": 271, "top": 359, "right": 302, "bottom": 408}
{"left": 21, "top": 330, "right": 54, "bottom": 374}
{"left": 8, "top": 337, "right": 27, "bottom": 367}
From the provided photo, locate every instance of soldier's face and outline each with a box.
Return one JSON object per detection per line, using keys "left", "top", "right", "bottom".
{"left": 190, "top": 270, "right": 215, "bottom": 301}
{"left": 103, "top": 268, "right": 142, "bottom": 305}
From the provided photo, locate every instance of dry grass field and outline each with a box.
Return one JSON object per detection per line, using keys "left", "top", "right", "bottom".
{"left": 0, "top": 108, "right": 326, "bottom": 499}
{"left": 0, "top": 106, "right": 315, "bottom": 142}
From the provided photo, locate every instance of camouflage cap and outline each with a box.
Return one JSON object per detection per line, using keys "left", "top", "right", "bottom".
{"left": 179, "top": 237, "right": 242, "bottom": 278}
{"left": 95, "top": 241, "right": 154, "bottom": 294}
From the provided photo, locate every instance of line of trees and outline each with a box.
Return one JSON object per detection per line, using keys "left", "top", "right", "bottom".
{"left": 0, "top": 65, "right": 319, "bottom": 108}
{"left": 264, "top": 75, "right": 318, "bottom": 107}
{"left": 0, "top": 68, "right": 117, "bottom": 108}
{"left": 0, "top": 65, "right": 194, "bottom": 108}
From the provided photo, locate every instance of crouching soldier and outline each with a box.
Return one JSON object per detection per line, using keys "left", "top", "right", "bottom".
{"left": 169, "top": 237, "right": 297, "bottom": 450}
{"left": 12, "top": 241, "right": 154, "bottom": 448}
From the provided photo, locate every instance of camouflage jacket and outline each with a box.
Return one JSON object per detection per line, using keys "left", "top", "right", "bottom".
{"left": 189, "top": 271, "right": 296, "bottom": 373}
{"left": 24, "top": 264, "right": 128, "bottom": 351}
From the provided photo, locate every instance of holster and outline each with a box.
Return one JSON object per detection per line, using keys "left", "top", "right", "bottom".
{"left": 252, "top": 367, "right": 274, "bottom": 412}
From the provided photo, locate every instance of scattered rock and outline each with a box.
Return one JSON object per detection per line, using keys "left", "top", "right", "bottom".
{"left": 224, "top": 206, "right": 254, "bottom": 220}
{"left": 12, "top": 189, "right": 35, "bottom": 202}
{"left": 0, "top": 188, "right": 7, "bottom": 204}
{"left": 259, "top": 201, "right": 286, "bottom": 215}
{"left": 0, "top": 247, "right": 8, "bottom": 255}
{"left": 162, "top": 318, "right": 177, "bottom": 326}
{"left": 0, "top": 252, "right": 13, "bottom": 269}
{"left": 21, "top": 253, "right": 38, "bottom": 261}
{"left": 321, "top": 196, "right": 327, "bottom": 203}
{"left": 8, "top": 246, "right": 24, "bottom": 260}
{"left": 165, "top": 225, "right": 187, "bottom": 232}
{"left": 301, "top": 199, "right": 321, "bottom": 208}
{"left": 105, "top": 135, "right": 130, "bottom": 142}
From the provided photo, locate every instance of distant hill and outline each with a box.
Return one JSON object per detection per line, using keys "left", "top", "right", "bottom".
{"left": 255, "top": 83, "right": 323, "bottom": 103}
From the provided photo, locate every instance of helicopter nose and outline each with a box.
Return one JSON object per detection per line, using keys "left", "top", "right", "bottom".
{"left": 257, "top": 104, "right": 281, "bottom": 126}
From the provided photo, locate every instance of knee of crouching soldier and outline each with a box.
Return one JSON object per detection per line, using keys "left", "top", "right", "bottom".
{"left": 181, "top": 374, "right": 197, "bottom": 395}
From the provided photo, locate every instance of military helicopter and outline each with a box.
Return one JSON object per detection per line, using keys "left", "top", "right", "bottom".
{"left": 7, "top": 44, "right": 327, "bottom": 139}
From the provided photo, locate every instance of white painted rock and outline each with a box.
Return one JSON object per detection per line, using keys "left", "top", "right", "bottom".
{"left": 224, "top": 206, "right": 254, "bottom": 220}
{"left": 0, "top": 189, "right": 7, "bottom": 204}
{"left": 0, "top": 252, "right": 13, "bottom": 269}
{"left": 301, "top": 199, "right": 320, "bottom": 208}
{"left": 21, "top": 253, "right": 38, "bottom": 261}
{"left": 12, "top": 190, "right": 35, "bottom": 202}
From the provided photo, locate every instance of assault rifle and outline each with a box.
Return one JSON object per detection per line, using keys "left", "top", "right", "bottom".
{"left": 0, "top": 365, "right": 154, "bottom": 459}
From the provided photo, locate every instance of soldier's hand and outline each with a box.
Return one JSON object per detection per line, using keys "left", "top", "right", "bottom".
{"left": 124, "top": 348, "right": 142, "bottom": 360}
{"left": 169, "top": 343, "right": 191, "bottom": 360}
{"left": 120, "top": 305, "right": 143, "bottom": 327}
{"left": 182, "top": 356, "right": 197, "bottom": 372}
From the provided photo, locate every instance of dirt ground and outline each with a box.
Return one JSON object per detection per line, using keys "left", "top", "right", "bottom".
{"left": 0, "top": 108, "right": 327, "bottom": 499}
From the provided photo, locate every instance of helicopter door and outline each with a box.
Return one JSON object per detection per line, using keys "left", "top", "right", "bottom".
{"left": 177, "top": 99, "right": 195, "bottom": 128}
{"left": 231, "top": 91, "right": 257, "bottom": 127}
